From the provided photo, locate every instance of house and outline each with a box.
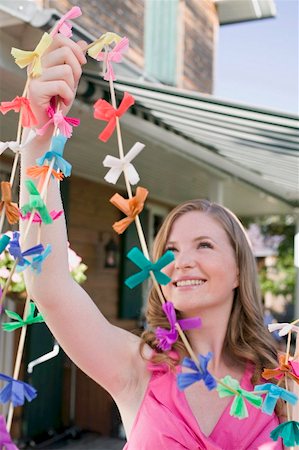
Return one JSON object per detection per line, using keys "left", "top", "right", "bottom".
{"left": 0, "top": 0, "right": 298, "bottom": 444}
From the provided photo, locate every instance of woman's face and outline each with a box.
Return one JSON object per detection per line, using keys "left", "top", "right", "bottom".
{"left": 161, "top": 211, "right": 239, "bottom": 317}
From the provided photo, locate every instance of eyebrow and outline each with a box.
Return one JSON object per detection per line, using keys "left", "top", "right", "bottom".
{"left": 167, "top": 236, "right": 216, "bottom": 244}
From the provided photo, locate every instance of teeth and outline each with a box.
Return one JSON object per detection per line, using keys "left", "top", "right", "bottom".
{"left": 176, "top": 279, "right": 205, "bottom": 287}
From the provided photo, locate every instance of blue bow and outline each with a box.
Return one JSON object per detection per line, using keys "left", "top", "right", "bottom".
{"left": 8, "top": 231, "right": 44, "bottom": 270}
{"left": 0, "top": 373, "right": 37, "bottom": 407}
{"left": 255, "top": 383, "right": 298, "bottom": 415}
{"left": 0, "top": 234, "right": 10, "bottom": 254}
{"left": 31, "top": 244, "right": 52, "bottom": 274}
{"left": 177, "top": 352, "right": 217, "bottom": 391}
{"left": 125, "top": 247, "right": 174, "bottom": 289}
{"left": 36, "top": 135, "right": 71, "bottom": 177}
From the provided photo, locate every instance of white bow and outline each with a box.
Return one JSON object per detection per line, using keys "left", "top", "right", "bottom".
{"left": 0, "top": 129, "right": 37, "bottom": 155}
{"left": 103, "top": 141, "right": 145, "bottom": 185}
{"left": 268, "top": 322, "right": 299, "bottom": 336}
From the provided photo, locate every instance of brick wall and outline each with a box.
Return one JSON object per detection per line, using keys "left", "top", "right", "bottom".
{"left": 182, "top": 0, "right": 218, "bottom": 92}
{"left": 50, "top": 0, "right": 145, "bottom": 69}
{"left": 49, "top": 0, "right": 218, "bottom": 94}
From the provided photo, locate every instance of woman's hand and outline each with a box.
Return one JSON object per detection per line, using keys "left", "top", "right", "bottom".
{"left": 27, "top": 34, "right": 87, "bottom": 130}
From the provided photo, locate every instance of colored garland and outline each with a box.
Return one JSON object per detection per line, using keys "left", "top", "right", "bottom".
{"left": 0, "top": 6, "right": 298, "bottom": 448}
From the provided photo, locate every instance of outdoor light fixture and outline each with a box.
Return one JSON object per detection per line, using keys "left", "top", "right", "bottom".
{"left": 104, "top": 238, "right": 119, "bottom": 268}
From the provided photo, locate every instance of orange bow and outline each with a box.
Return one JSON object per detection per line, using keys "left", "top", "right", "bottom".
{"left": 110, "top": 187, "right": 148, "bottom": 234}
{"left": 0, "top": 96, "right": 38, "bottom": 128}
{"left": 93, "top": 92, "right": 134, "bottom": 142}
{"left": 27, "top": 165, "right": 64, "bottom": 190}
{"left": 262, "top": 353, "right": 299, "bottom": 384}
{"left": 0, "top": 181, "right": 19, "bottom": 224}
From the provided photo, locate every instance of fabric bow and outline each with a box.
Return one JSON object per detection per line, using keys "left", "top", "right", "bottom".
{"left": 27, "top": 165, "right": 64, "bottom": 191}
{"left": 0, "top": 415, "right": 19, "bottom": 450}
{"left": 94, "top": 92, "right": 135, "bottom": 142}
{"left": 36, "top": 135, "right": 71, "bottom": 177}
{"left": 8, "top": 231, "right": 44, "bottom": 270}
{"left": 0, "top": 129, "right": 36, "bottom": 155}
{"left": 51, "top": 6, "right": 82, "bottom": 37}
{"left": 110, "top": 187, "right": 148, "bottom": 234}
{"left": 37, "top": 104, "right": 80, "bottom": 138}
{"left": 125, "top": 247, "right": 174, "bottom": 289}
{"left": 0, "top": 373, "right": 37, "bottom": 406}
{"left": 96, "top": 37, "right": 129, "bottom": 81}
{"left": 3, "top": 302, "right": 44, "bottom": 332}
{"left": 11, "top": 32, "right": 53, "bottom": 77}
{"left": 268, "top": 322, "right": 299, "bottom": 336}
{"left": 254, "top": 383, "right": 297, "bottom": 415}
{"left": 0, "top": 234, "right": 10, "bottom": 254}
{"left": 177, "top": 352, "right": 217, "bottom": 391}
{"left": 31, "top": 244, "right": 52, "bottom": 274}
{"left": 87, "top": 32, "right": 122, "bottom": 59}
{"left": 262, "top": 354, "right": 299, "bottom": 384}
{"left": 216, "top": 375, "right": 263, "bottom": 419}
{"left": 155, "top": 301, "right": 201, "bottom": 351}
{"left": 21, "top": 180, "right": 53, "bottom": 224}
{"left": 20, "top": 209, "right": 63, "bottom": 224}
{"left": 0, "top": 96, "right": 38, "bottom": 128}
{"left": 270, "top": 421, "right": 299, "bottom": 447}
{"left": 0, "top": 181, "right": 19, "bottom": 224}
{"left": 103, "top": 142, "right": 144, "bottom": 185}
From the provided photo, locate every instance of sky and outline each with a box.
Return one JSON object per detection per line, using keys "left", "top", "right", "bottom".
{"left": 214, "top": 0, "right": 298, "bottom": 115}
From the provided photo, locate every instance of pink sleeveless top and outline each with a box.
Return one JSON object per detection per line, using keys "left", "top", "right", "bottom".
{"left": 123, "top": 361, "right": 283, "bottom": 450}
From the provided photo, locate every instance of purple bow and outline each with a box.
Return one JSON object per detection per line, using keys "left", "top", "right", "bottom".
{"left": 0, "top": 415, "right": 18, "bottom": 450}
{"left": 155, "top": 301, "right": 201, "bottom": 351}
{"left": 8, "top": 231, "right": 44, "bottom": 268}
{"left": 0, "top": 373, "right": 37, "bottom": 407}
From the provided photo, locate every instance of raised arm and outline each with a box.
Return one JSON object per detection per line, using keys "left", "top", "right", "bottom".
{"left": 19, "top": 35, "right": 148, "bottom": 399}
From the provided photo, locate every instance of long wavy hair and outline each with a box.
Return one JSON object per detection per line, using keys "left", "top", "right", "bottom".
{"left": 140, "top": 199, "right": 278, "bottom": 385}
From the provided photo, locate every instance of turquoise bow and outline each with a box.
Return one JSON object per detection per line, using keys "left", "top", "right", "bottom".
{"left": 125, "top": 247, "right": 174, "bottom": 289}
{"left": 271, "top": 421, "right": 299, "bottom": 447}
{"left": 21, "top": 180, "right": 52, "bottom": 225}
{"left": 216, "top": 375, "right": 263, "bottom": 419}
{"left": 31, "top": 244, "right": 52, "bottom": 274}
{"left": 0, "top": 235, "right": 10, "bottom": 254}
{"left": 254, "top": 383, "right": 297, "bottom": 415}
{"left": 36, "top": 135, "right": 71, "bottom": 177}
{"left": 3, "top": 302, "right": 44, "bottom": 332}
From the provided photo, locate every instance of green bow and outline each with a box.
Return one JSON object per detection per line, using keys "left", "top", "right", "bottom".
{"left": 216, "top": 375, "right": 263, "bottom": 419}
{"left": 21, "top": 180, "right": 53, "bottom": 224}
{"left": 3, "top": 302, "right": 44, "bottom": 332}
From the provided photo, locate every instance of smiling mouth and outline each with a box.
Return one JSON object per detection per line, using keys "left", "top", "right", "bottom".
{"left": 175, "top": 279, "right": 206, "bottom": 287}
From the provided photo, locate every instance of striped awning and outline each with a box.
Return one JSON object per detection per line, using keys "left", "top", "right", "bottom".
{"left": 81, "top": 73, "right": 299, "bottom": 207}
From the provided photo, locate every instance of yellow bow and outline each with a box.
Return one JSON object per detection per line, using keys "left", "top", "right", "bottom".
{"left": 11, "top": 32, "right": 53, "bottom": 78}
{"left": 87, "top": 32, "right": 122, "bottom": 59}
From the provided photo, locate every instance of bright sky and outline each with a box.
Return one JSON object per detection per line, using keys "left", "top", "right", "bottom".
{"left": 214, "top": 0, "right": 299, "bottom": 115}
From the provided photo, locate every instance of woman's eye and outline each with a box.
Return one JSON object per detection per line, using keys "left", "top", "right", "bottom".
{"left": 197, "top": 242, "right": 213, "bottom": 249}
{"left": 166, "top": 246, "right": 178, "bottom": 252}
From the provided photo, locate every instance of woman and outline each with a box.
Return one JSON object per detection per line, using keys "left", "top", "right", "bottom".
{"left": 20, "top": 35, "right": 283, "bottom": 449}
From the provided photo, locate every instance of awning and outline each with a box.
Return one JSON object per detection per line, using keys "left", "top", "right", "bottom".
{"left": 80, "top": 73, "right": 299, "bottom": 209}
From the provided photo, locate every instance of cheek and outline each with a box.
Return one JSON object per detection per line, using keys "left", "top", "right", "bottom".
{"left": 161, "top": 261, "right": 175, "bottom": 277}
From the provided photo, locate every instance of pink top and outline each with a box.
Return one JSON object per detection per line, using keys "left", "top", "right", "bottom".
{"left": 123, "top": 361, "right": 283, "bottom": 450}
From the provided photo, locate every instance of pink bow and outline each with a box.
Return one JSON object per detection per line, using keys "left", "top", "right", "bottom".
{"left": 94, "top": 92, "right": 135, "bottom": 142}
{"left": 0, "top": 96, "right": 38, "bottom": 128}
{"left": 36, "top": 103, "right": 80, "bottom": 138}
{"left": 20, "top": 210, "right": 63, "bottom": 223}
{"left": 51, "top": 6, "right": 82, "bottom": 37}
{"left": 96, "top": 37, "right": 129, "bottom": 81}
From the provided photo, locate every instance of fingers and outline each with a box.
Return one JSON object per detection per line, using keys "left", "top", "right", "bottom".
{"left": 43, "top": 49, "right": 82, "bottom": 89}
{"left": 46, "top": 34, "right": 87, "bottom": 66}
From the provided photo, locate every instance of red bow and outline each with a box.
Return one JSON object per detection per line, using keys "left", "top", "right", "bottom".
{"left": 93, "top": 92, "right": 134, "bottom": 142}
{"left": 0, "top": 96, "right": 38, "bottom": 127}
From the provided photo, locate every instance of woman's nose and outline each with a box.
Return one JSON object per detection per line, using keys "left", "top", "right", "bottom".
{"left": 174, "top": 252, "right": 196, "bottom": 270}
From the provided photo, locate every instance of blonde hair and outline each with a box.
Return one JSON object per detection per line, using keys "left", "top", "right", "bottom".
{"left": 140, "top": 199, "right": 278, "bottom": 384}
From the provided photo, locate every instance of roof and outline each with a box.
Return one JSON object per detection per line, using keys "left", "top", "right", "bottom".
{"left": 215, "top": 0, "right": 276, "bottom": 25}
{"left": 81, "top": 73, "right": 299, "bottom": 208}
